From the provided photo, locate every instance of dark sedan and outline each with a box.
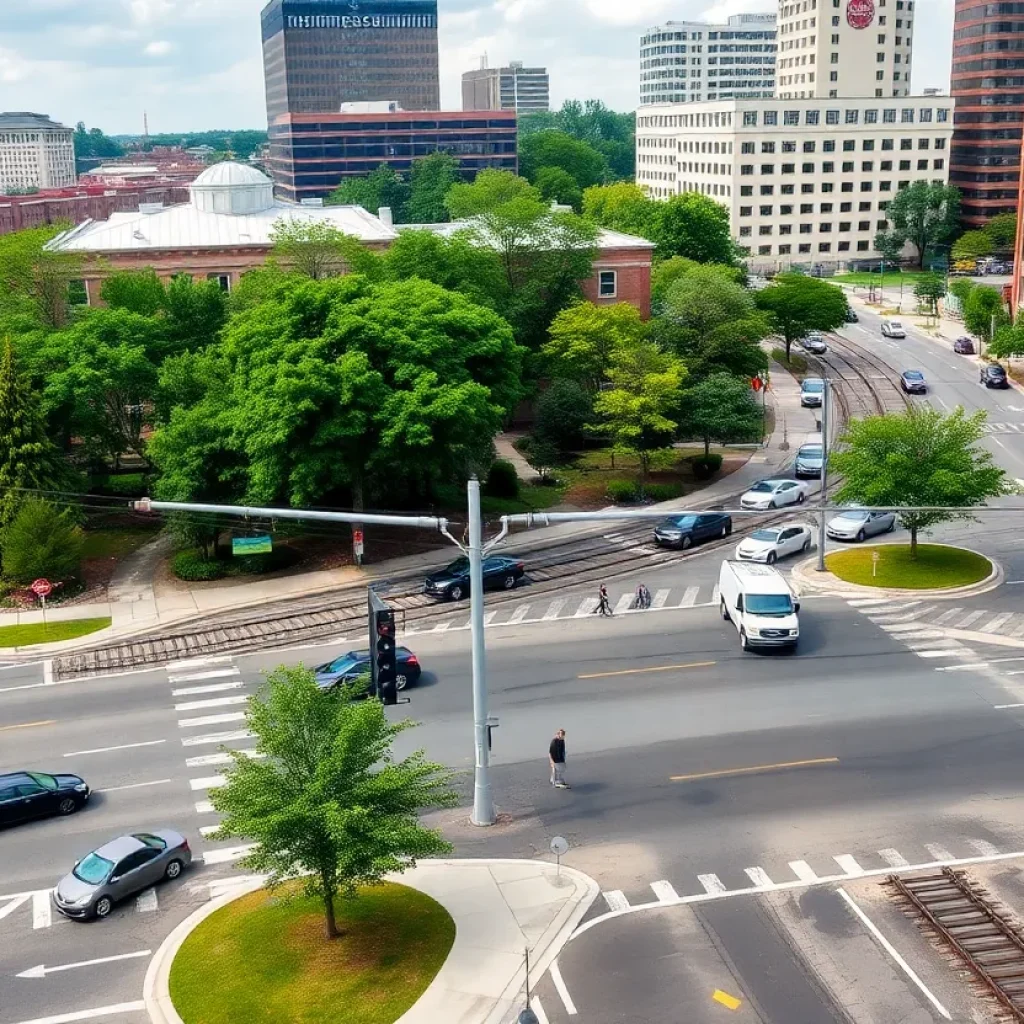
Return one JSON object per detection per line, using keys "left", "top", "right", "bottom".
{"left": 844, "top": 306, "right": 859, "bottom": 323}
{"left": 653, "top": 512, "right": 732, "bottom": 550}
{"left": 0, "top": 771, "right": 90, "bottom": 827}
{"left": 900, "top": 370, "right": 927, "bottom": 394}
{"left": 424, "top": 555, "right": 525, "bottom": 601}
{"left": 314, "top": 647, "right": 421, "bottom": 693}
{"left": 981, "top": 364, "right": 1010, "bottom": 389}
{"left": 954, "top": 336, "right": 976, "bottom": 355}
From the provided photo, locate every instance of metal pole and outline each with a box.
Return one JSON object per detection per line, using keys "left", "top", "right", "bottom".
{"left": 468, "top": 476, "right": 495, "bottom": 827}
{"left": 816, "top": 377, "right": 831, "bottom": 572}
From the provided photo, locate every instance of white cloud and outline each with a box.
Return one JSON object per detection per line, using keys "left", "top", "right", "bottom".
{"left": 144, "top": 39, "right": 174, "bottom": 56}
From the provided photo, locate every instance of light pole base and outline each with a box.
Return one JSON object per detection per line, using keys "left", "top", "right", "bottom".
{"left": 471, "top": 776, "right": 496, "bottom": 827}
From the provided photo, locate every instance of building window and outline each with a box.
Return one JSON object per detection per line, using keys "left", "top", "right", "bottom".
{"left": 743, "top": 111, "right": 758, "bottom": 126}
{"left": 831, "top": 52, "right": 840, "bottom": 63}
{"left": 739, "top": 226, "right": 752, "bottom": 237}
{"left": 765, "top": 110, "right": 778, "bottom": 125}
{"left": 803, "top": 141, "right": 817, "bottom": 154}
{"left": 760, "top": 205, "right": 774, "bottom": 216}
{"left": 880, "top": 180, "right": 892, "bottom": 190}
{"left": 780, "top": 204, "right": 794, "bottom": 215}
{"left": 830, "top": 71, "right": 839, "bottom": 81}
{"left": 862, "top": 161, "right": 874, "bottom": 171}
{"left": 821, "top": 202, "right": 833, "bottom": 213}
{"left": 862, "top": 139, "right": 875, "bottom": 151}
{"left": 599, "top": 271, "right": 617, "bottom": 297}
{"left": 823, "top": 139, "right": 836, "bottom": 152}
{"left": 901, "top": 139, "right": 914, "bottom": 152}
{"left": 857, "top": 240, "right": 870, "bottom": 251}
{"left": 935, "top": 138, "right": 946, "bottom": 150}
{"left": 741, "top": 164, "right": 754, "bottom": 175}
{"left": 861, "top": 181, "right": 874, "bottom": 192}
{"left": 758, "top": 245, "right": 773, "bottom": 255}
{"left": 759, "top": 225, "right": 773, "bottom": 235}
{"left": 858, "top": 220, "right": 871, "bottom": 230}
{"left": 784, "top": 110, "right": 799, "bottom": 125}
{"left": 781, "top": 184, "right": 795, "bottom": 195}
{"left": 820, "top": 222, "right": 832, "bottom": 232}
{"left": 826, "top": 109, "right": 840, "bottom": 125}
{"left": 876, "top": 70, "right": 885, "bottom": 81}
{"left": 876, "top": 51, "right": 885, "bottom": 62}
{"left": 782, "top": 140, "right": 797, "bottom": 153}
{"left": 760, "top": 184, "right": 775, "bottom": 195}
{"left": 901, "top": 108, "right": 914, "bottom": 122}
{"left": 782, "top": 162, "right": 796, "bottom": 173}
{"left": 917, "top": 138, "right": 929, "bottom": 150}
{"left": 840, "top": 201, "right": 852, "bottom": 211}
{"left": 761, "top": 164, "right": 776, "bottom": 174}
{"left": 802, "top": 183, "right": 815, "bottom": 194}
{"left": 919, "top": 108, "right": 933, "bottom": 122}
{"left": 819, "top": 242, "right": 832, "bottom": 252}
{"left": 68, "top": 280, "right": 89, "bottom": 306}
{"left": 933, "top": 158, "right": 944, "bottom": 169}
{"left": 843, "top": 139, "right": 855, "bottom": 151}
{"left": 740, "top": 206, "right": 753, "bottom": 216}
{"left": 865, "top": 109, "right": 878, "bottom": 123}
{"left": 801, "top": 203, "right": 814, "bottom": 213}
{"left": 779, "top": 244, "right": 792, "bottom": 255}
{"left": 763, "top": 141, "right": 777, "bottom": 154}
{"left": 883, "top": 108, "right": 896, "bottom": 122}
{"left": 800, "top": 223, "right": 813, "bottom": 234}
{"left": 823, "top": 161, "right": 835, "bottom": 173}
{"left": 207, "top": 273, "right": 231, "bottom": 293}
{"left": 899, "top": 159, "right": 911, "bottom": 170}
{"left": 937, "top": 108, "right": 949, "bottom": 122}
{"left": 881, "top": 138, "right": 894, "bottom": 150}
{"left": 880, "top": 160, "right": 892, "bottom": 171}
{"left": 839, "top": 221, "right": 851, "bottom": 231}
{"left": 846, "top": 109, "right": 859, "bottom": 123}
{"left": 741, "top": 141, "right": 755, "bottom": 154}
{"left": 822, "top": 182, "right": 835, "bottom": 192}
{"left": 841, "top": 182, "right": 854, "bottom": 192}
{"left": 802, "top": 162, "right": 815, "bottom": 173}
{"left": 916, "top": 159, "right": 928, "bottom": 170}
{"left": 842, "top": 161, "right": 854, "bottom": 172}
{"left": 780, "top": 223, "right": 793, "bottom": 234}
{"left": 806, "top": 110, "right": 821, "bottom": 125}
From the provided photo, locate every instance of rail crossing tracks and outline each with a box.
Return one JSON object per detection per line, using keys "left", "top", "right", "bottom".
{"left": 52, "top": 332, "right": 905, "bottom": 678}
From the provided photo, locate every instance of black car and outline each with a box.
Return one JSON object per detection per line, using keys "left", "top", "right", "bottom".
{"left": 0, "top": 771, "right": 90, "bottom": 826}
{"left": 981, "top": 364, "right": 1010, "bottom": 389}
{"left": 844, "top": 306, "right": 859, "bottom": 323}
{"left": 314, "top": 647, "right": 421, "bottom": 693}
{"left": 954, "top": 336, "right": 976, "bottom": 355}
{"left": 653, "top": 512, "right": 732, "bottom": 550}
{"left": 900, "top": 370, "right": 927, "bottom": 394}
{"left": 424, "top": 555, "right": 525, "bottom": 601}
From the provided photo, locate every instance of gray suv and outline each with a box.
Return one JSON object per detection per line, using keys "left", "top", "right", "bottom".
{"left": 800, "top": 378, "right": 825, "bottom": 407}
{"left": 794, "top": 441, "right": 824, "bottom": 479}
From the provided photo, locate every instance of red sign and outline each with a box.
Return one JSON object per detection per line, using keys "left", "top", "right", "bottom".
{"left": 31, "top": 579, "right": 53, "bottom": 598}
{"left": 353, "top": 530, "right": 364, "bottom": 545}
{"left": 751, "top": 377, "right": 763, "bottom": 392}
{"left": 846, "top": 0, "right": 875, "bottom": 28}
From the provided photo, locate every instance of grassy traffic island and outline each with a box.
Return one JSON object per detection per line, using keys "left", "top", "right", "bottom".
{"left": 0, "top": 617, "right": 112, "bottom": 648}
{"left": 169, "top": 880, "right": 456, "bottom": 1024}
{"left": 825, "top": 544, "right": 993, "bottom": 590}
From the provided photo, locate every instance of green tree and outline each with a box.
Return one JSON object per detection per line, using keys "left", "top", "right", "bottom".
{"left": 210, "top": 664, "right": 455, "bottom": 940}
{"left": 582, "top": 182, "right": 658, "bottom": 238}
{"left": 914, "top": 272, "right": 946, "bottom": 315}
{"left": 543, "top": 302, "right": 646, "bottom": 388}
{"left": 872, "top": 232, "right": 906, "bottom": 265}
{"left": 520, "top": 130, "right": 609, "bottom": 191}
{"left": 662, "top": 264, "right": 756, "bottom": 338}
{"left": 875, "top": 181, "right": 961, "bottom": 269}
{"left": 533, "top": 378, "right": 593, "bottom": 451}
{"left": 100, "top": 269, "right": 167, "bottom": 316}
{"left": 677, "top": 372, "right": 764, "bottom": 457}
{"left": 830, "top": 407, "right": 1006, "bottom": 558}
{"left": 963, "top": 284, "right": 1009, "bottom": 345}
{"left": 989, "top": 313, "right": 1024, "bottom": 363}
{"left": 589, "top": 340, "right": 686, "bottom": 489}
{"left": 327, "top": 164, "right": 411, "bottom": 222}
{"left": 755, "top": 274, "right": 850, "bottom": 359}
{"left": 521, "top": 100, "right": 636, "bottom": 179}
{"left": 534, "top": 166, "right": 583, "bottom": 211}
{"left": 163, "top": 274, "right": 228, "bottom": 353}
{"left": 405, "top": 152, "right": 460, "bottom": 224}
{"left": 0, "top": 225, "right": 83, "bottom": 331}
{"left": 984, "top": 212, "right": 1017, "bottom": 252}
{"left": 269, "top": 220, "right": 382, "bottom": 281}
{"left": 445, "top": 170, "right": 540, "bottom": 219}
{"left": 951, "top": 230, "right": 993, "bottom": 264}
{"left": 650, "top": 256, "right": 701, "bottom": 312}
{"left": 653, "top": 193, "right": 736, "bottom": 265}
{"left": 0, "top": 498, "right": 83, "bottom": 585}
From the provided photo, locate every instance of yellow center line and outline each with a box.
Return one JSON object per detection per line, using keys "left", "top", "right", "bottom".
{"left": 0, "top": 720, "right": 56, "bottom": 733}
{"left": 671, "top": 757, "right": 840, "bottom": 783}
{"left": 578, "top": 661, "right": 716, "bottom": 680}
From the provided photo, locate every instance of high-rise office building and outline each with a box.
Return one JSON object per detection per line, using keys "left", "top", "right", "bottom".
{"left": 0, "top": 112, "right": 76, "bottom": 194}
{"left": 639, "top": 15, "right": 777, "bottom": 106}
{"left": 462, "top": 62, "right": 550, "bottom": 113}
{"left": 260, "top": 0, "right": 440, "bottom": 125}
{"left": 776, "top": 0, "right": 915, "bottom": 99}
{"left": 949, "top": 0, "right": 1024, "bottom": 226}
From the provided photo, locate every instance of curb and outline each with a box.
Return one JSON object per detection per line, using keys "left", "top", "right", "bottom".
{"left": 792, "top": 542, "right": 1003, "bottom": 600}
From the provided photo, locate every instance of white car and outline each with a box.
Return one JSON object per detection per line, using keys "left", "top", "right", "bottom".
{"left": 881, "top": 320, "right": 906, "bottom": 339}
{"left": 739, "top": 479, "right": 809, "bottom": 511}
{"left": 826, "top": 508, "right": 897, "bottom": 542}
{"left": 735, "top": 524, "right": 813, "bottom": 564}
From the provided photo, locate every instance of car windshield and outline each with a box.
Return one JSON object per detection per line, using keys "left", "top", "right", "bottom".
{"left": 802, "top": 380, "right": 824, "bottom": 392}
{"left": 749, "top": 482, "right": 776, "bottom": 493}
{"left": 750, "top": 529, "right": 782, "bottom": 542}
{"left": 989, "top": 366, "right": 1006, "bottom": 376}
{"left": 746, "top": 594, "right": 795, "bottom": 616}
{"left": 327, "top": 654, "right": 360, "bottom": 672}
{"left": 667, "top": 516, "right": 696, "bottom": 528}
{"left": 73, "top": 852, "right": 115, "bottom": 885}
{"left": 799, "top": 446, "right": 823, "bottom": 458}
{"left": 904, "top": 371, "right": 923, "bottom": 380}
{"left": 27, "top": 772, "right": 58, "bottom": 791}
{"left": 837, "top": 511, "right": 869, "bottom": 522}
{"left": 442, "top": 558, "right": 469, "bottom": 575}
{"left": 890, "top": 322, "right": 903, "bottom": 329}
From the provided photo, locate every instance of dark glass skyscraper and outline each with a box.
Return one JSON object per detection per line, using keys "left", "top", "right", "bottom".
{"left": 261, "top": 0, "right": 440, "bottom": 125}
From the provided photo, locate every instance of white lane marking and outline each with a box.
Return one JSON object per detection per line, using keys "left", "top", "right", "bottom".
{"left": 135, "top": 888, "right": 158, "bottom": 913}
{"left": 178, "top": 712, "right": 247, "bottom": 728}
{"left": 18, "top": 950, "right": 153, "bottom": 979}
{"left": 613, "top": 593, "right": 633, "bottom": 614}
{"left": 203, "top": 845, "right": 256, "bottom": 865}
{"left": 789, "top": 860, "right": 818, "bottom": 882}
{"left": 542, "top": 599, "right": 567, "bottom": 621}
{"left": 549, "top": 959, "right": 578, "bottom": 1015}
{"left": 43, "top": 660, "right": 53, "bottom": 685}
{"left": 698, "top": 874, "right": 726, "bottom": 895}
{"left": 182, "top": 729, "right": 253, "bottom": 747}
{"left": 679, "top": 586, "right": 700, "bottom": 608}
{"left": 574, "top": 597, "right": 598, "bottom": 617}
{"left": 918, "top": 649, "right": 978, "bottom": 659}
{"left": 508, "top": 606, "right": 530, "bottom": 624}
{"left": 939, "top": 663, "right": 991, "bottom": 672}
{"left": 848, "top": 598, "right": 896, "bottom": 607}
{"left": 186, "top": 751, "right": 263, "bottom": 769}
{"left": 602, "top": 889, "right": 629, "bottom": 911}
{"left": 744, "top": 867, "right": 774, "bottom": 888}
{"left": 879, "top": 848, "right": 910, "bottom": 868}
{"left": 979, "top": 613, "right": 1015, "bottom": 634}
{"left": 0, "top": 893, "right": 31, "bottom": 921}
{"left": 483, "top": 611, "right": 497, "bottom": 626}
{"left": 63, "top": 740, "right": 166, "bottom": 758}
{"left": 954, "top": 610, "right": 987, "bottom": 629}
{"left": 933, "top": 607, "right": 965, "bottom": 625}
{"left": 167, "top": 668, "right": 239, "bottom": 684}
{"left": 968, "top": 839, "right": 1000, "bottom": 857}
{"left": 432, "top": 621, "right": 451, "bottom": 634}
{"left": 834, "top": 854, "right": 864, "bottom": 876}
{"left": 837, "top": 887, "right": 951, "bottom": 1020}
{"left": 171, "top": 681, "right": 245, "bottom": 697}
{"left": 190, "top": 775, "right": 226, "bottom": 792}
{"left": 166, "top": 656, "right": 234, "bottom": 671}
{"left": 925, "top": 843, "right": 955, "bottom": 862}
{"left": 531, "top": 996, "right": 550, "bottom": 1024}
{"left": 4, "top": 1001, "right": 149, "bottom": 1024}
{"left": 205, "top": 875, "right": 266, "bottom": 899}
{"left": 32, "top": 890, "right": 50, "bottom": 929}
{"left": 652, "top": 589, "right": 671, "bottom": 610}
{"left": 100, "top": 779, "right": 172, "bottom": 793}
{"left": 650, "top": 880, "right": 679, "bottom": 902}
{"left": 711, "top": 585, "right": 720, "bottom": 604}
{"left": 174, "top": 695, "right": 248, "bottom": 713}
{"left": 200, "top": 824, "right": 220, "bottom": 837}
{"left": 195, "top": 800, "right": 214, "bottom": 814}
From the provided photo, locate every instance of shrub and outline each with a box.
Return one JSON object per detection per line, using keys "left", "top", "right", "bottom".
{"left": 644, "top": 483, "right": 683, "bottom": 502}
{"left": 691, "top": 454, "right": 724, "bottom": 480}
{"left": 0, "top": 498, "right": 84, "bottom": 585}
{"left": 606, "top": 480, "right": 639, "bottom": 502}
{"left": 485, "top": 460, "right": 520, "bottom": 499}
{"left": 535, "top": 379, "right": 593, "bottom": 451}
{"left": 172, "top": 551, "right": 226, "bottom": 582}
{"left": 91, "top": 473, "right": 150, "bottom": 498}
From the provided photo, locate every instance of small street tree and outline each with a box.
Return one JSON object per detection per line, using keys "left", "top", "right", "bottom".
{"left": 754, "top": 274, "right": 849, "bottom": 360}
{"left": 985, "top": 212, "right": 1017, "bottom": 253}
{"left": 989, "top": 313, "right": 1024, "bottom": 364}
{"left": 210, "top": 665, "right": 456, "bottom": 940}
{"left": 677, "top": 373, "right": 763, "bottom": 457}
{"left": 0, "top": 498, "right": 83, "bottom": 585}
{"left": 914, "top": 272, "right": 946, "bottom": 315}
{"left": 874, "top": 181, "right": 960, "bottom": 269}
{"left": 951, "top": 230, "right": 993, "bottom": 264}
{"left": 829, "top": 407, "right": 1006, "bottom": 558}
{"left": 963, "top": 284, "right": 1010, "bottom": 346}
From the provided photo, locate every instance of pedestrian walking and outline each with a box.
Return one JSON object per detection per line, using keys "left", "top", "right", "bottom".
{"left": 549, "top": 728, "right": 569, "bottom": 788}
{"left": 594, "top": 583, "right": 612, "bottom": 616}
{"left": 633, "top": 583, "right": 652, "bottom": 610}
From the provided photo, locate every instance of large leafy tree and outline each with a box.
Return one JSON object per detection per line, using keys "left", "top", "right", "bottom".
{"left": 830, "top": 407, "right": 1006, "bottom": 557}
{"left": 655, "top": 193, "right": 736, "bottom": 265}
{"left": 677, "top": 373, "right": 764, "bottom": 457}
{"left": 445, "top": 169, "right": 541, "bottom": 219}
{"left": 520, "top": 130, "right": 609, "bottom": 191}
{"left": 210, "top": 665, "right": 455, "bottom": 940}
{"left": 755, "top": 274, "right": 849, "bottom": 359}
{"left": 662, "top": 264, "right": 756, "bottom": 338}
{"left": 543, "top": 302, "right": 646, "bottom": 388}
{"left": 521, "top": 100, "right": 636, "bottom": 179}
{"left": 951, "top": 230, "right": 993, "bottom": 264}
{"left": 534, "top": 166, "right": 583, "bottom": 211}
{"left": 874, "top": 181, "right": 961, "bottom": 269}
{"left": 532, "top": 378, "right": 593, "bottom": 452}
{"left": 100, "top": 269, "right": 167, "bottom": 317}
{"left": 0, "top": 225, "right": 83, "bottom": 331}
{"left": 985, "top": 212, "right": 1017, "bottom": 252}
{"left": 327, "top": 164, "right": 411, "bottom": 222}
{"left": 269, "top": 220, "right": 382, "bottom": 280}
{"left": 582, "top": 182, "right": 658, "bottom": 238}
{"left": 162, "top": 274, "right": 228, "bottom": 353}
{"left": 405, "top": 152, "right": 460, "bottom": 224}
{"left": 989, "top": 314, "right": 1024, "bottom": 363}
{"left": 0, "top": 498, "right": 83, "bottom": 585}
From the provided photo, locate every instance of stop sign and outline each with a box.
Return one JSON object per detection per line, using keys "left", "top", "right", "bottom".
{"left": 31, "top": 579, "right": 52, "bottom": 598}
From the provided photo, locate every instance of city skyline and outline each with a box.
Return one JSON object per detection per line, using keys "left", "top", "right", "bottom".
{"left": 0, "top": 0, "right": 955, "bottom": 134}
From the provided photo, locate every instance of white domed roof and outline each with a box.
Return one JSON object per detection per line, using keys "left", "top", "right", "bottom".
{"left": 190, "top": 161, "right": 275, "bottom": 215}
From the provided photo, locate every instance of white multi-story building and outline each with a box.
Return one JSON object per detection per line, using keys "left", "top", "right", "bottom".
{"left": 636, "top": 96, "right": 952, "bottom": 266}
{"left": 640, "top": 14, "right": 777, "bottom": 106}
{"left": 776, "top": 0, "right": 915, "bottom": 99}
{"left": 0, "top": 112, "right": 76, "bottom": 194}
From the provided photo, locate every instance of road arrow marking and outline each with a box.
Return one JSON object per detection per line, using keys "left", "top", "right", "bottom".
{"left": 16, "top": 950, "right": 151, "bottom": 978}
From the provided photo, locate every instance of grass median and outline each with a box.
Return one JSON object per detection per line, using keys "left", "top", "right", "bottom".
{"left": 826, "top": 544, "right": 992, "bottom": 590}
{"left": 0, "top": 617, "right": 112, "bottom": 647}
{"left": 169, "top": 880, "right": 455, "bottom": 1024}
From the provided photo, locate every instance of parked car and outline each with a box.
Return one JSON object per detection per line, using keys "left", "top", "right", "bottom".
{"left": 735, "top": 524, "right": 813, "bottom": 564}
{"left": 53, "top": 831, "right": 191, "bottom": 921}
{"left": 881, "top": 320, "right": 906, "bottom": 338}
{"left": 981, "top": 364, "right": 1010, "bottom": 389}
{"left": 424, "top": 555, "right": 525, "bottom": 601}
{"left": 800, "top": 378, "right": 825, "bottom": 408}
{"left": 739, "top": 479, "right": 808, "bottom": 511}
{"left": 794, "top": 438, "right": 824, "bottom": 479}
{"left": 653, "top": 512, "right": 732, "bottom": 550}
{"left": 0, "top": 771, "right": 90, "bottom": 827}
{"left": 314, "top": 647, "right": 421, "bottom": 693}
{"left": 900, "top": 369, "right": 927, "bottom": 394}
{"left": 800, "top": 333, "right": 828, "bottom": 354}
{"left": 953, "top": 337, "right": 976, "bottom": 355}
{"left": 826, "top": 508, "right": 897, "bottom": 542}
{"left": 844, "top": 306, "right": 859, "bottom": 323}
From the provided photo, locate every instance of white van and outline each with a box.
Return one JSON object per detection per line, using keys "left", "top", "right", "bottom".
{"left": 718, "top": 560, "right": 800, "bottom": 652}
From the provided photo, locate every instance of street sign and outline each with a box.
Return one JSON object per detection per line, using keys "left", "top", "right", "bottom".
{"left": 751, "top": 377, "right": 763, "bottom": 392}
{"left": 30, "top": 579, "right": 52, "bottom": 598}
{"left": 232, "top": 535, "right": 272, "bottom": 556}
{"left": 353, "top": 529, "right": 365, "bottom": 561}
{"left": 550, "top": 836, "right": 569, "bottom": 857}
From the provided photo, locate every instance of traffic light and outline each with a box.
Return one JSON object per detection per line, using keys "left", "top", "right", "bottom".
{"left": 371, "top": 608, "right": 398, "bottom": 705}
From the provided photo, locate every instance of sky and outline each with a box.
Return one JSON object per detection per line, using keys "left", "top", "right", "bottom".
{"left": 0, "top": 0, "right": 955, "bottom": 135}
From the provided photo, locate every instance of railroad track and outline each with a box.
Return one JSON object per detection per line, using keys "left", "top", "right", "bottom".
{"left": 891, "top": 867, "right": 1024, "bottom": 1020}
{"left": 817, "top": 331, "right": 912, "bottom": 420}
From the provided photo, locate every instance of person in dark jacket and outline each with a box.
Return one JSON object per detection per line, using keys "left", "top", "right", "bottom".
{"left": 549, "top": 728, "right": 568, "bottom": 788}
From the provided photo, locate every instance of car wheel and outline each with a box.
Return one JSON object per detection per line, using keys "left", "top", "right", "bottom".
{"left": 448, "top": 585, "right": 464, "bottom": 602}
{"left": 767, "top": 551, "right": 777, "bottom": 565}
{"left": 740, "top": 630, "right": 751, "bottom": 652}
{"left": 164, "top": 859, "right": 184, "bottom": 881}
{"left": 856, "top": 529, "right": 866, "bottom": 543}
{"left": 58, "top": 797, "right": 77, "bottom": 816}
{"left": 724, "top": 522, "right": 732, "bottom": 536}
{"left": 396, "top": 673, "right": 408, "bottom": 691}
{"left": 720, "top": 599, "right": 730, "bottom": 622}
{"left": 802, "top": 537, "right": 811, "bottom": 552}
{"left": 797, "top": 492, "right": 805, "bottom": 504}
{"left": 681, "top": 535, "right": 693, "bottom": 550}
{"left": 502, "top": 575, "right": 516, "bottom": 590}
{"left": 887, "top": 519, "right": 896, "bottom": 533}
{"left": 94, "top": 896, "right": 113, "bottom": 920}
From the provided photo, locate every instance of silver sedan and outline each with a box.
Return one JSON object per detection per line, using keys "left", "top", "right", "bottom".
{"left": 826, "top": 509, "right": 897, "bottom": 542}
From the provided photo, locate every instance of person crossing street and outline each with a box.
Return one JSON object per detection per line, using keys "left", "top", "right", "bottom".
{"left": 595, "top": 583, "right": 612, "bottom": 616}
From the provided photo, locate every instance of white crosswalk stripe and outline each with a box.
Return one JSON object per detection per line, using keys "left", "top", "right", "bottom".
{"left": 179, "top": 712, "right": 247, "bottom": 728}
{"left": 542, "top": 599, "right": 566, "bottom": 621}
{"left": 203, "top": 845, "right": 256, "bottom": 866}
{"left": 788, "top": 860, "right": 817, "bottom": 882}
{"left": 679, "top": 586, "right": 700, "bottom": 608}
{"left": 979, "top": 613, "right": 1016, "bottom": 634}
{"left": 508, "top": 605, "right": 530, "bottom": 624}
{"left": 613, "top": 593, "right": 633, "bottom": 615}
{"left": 745, "top": 867, "right": 774, "bottom": 888}
{"left": 181, "top": 729, "right": 253, "bottom": 747}
{"left": 968, "top": 839, "right": 1000, "bottom": 857}
{"left": 172, "top": 680, "right": 245, "bottom": 697}
{"left": 652, "top": 588, "right": 671, "bottom": 610}
{"left": 168, "top": 668, "right": 240, "bottom": 684}
{"left": 602, "top": 889, "right": 629, "bottom": 911}
{"left": 879, "top": 848, "right": 910, "bottom": 867}
{"left": 189, "top": 775, "right": 227, "bottom": 791}
{"left": 650, "top": 880, "right": 679, "bottom": 902}
{"left": 697, "top": 873, "right": 726, "bottom": 895}
{"left": 574, "top": 597, "right": 598, "bottom": 617}
{"left": 833, "top": 854, "right": 864, "bottom": 876}
{"left": 174, "top": 695, "right": 248, "bottom": 713}
{"left": 925, "top": 843, "right": 955, "bottom": 862}
{"left": 135, "top": 888, "right": 158, "bottom": 913}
